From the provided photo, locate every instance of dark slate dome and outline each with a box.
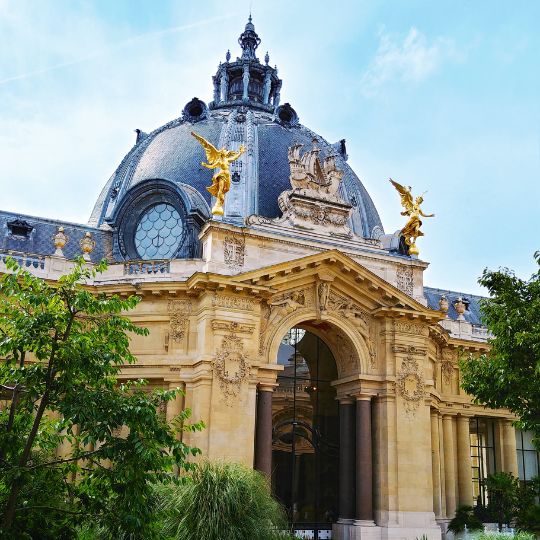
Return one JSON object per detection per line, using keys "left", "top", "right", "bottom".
{"left": 89, "top": 18, "right": 384, "bottom": 241}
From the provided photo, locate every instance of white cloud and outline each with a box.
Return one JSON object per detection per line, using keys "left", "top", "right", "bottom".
{"left": 360, "top": 27, "right": 454, "bottom": 96}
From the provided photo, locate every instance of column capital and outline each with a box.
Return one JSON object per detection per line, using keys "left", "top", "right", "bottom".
{"left": 258, "top": 383, "right": 277, "bottom": 392}
{"left": 456, "top": 413, "right": 474, "bottom": 421}
{"left": 337, "top": 395, "right": 356, "bottom": 405}
{"left": 353, "top": 392, "right": 374, "bottom": 402}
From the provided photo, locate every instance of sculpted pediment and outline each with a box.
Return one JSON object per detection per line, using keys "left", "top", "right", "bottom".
{"left": 230, "top": 249, "right": 442, "bottom": 321}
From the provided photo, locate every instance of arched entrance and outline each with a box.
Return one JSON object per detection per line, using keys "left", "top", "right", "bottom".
{"left": 272, "top": 327, "right": 339, "bottom": 537}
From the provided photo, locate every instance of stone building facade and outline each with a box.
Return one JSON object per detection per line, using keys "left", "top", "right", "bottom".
{"left": 1, "top": 18, "right": 537, "bottom": 540}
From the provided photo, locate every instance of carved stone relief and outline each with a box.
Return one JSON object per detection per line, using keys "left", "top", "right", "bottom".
{"left": 259, "top": 288, "right": 313, "bottom": 357}
{"left": 317, "top": 281, "right": 331, "bottom": 311}
{"left": 394, "top": 320, "right": 427, "bottom": 336}
{"left": 441, "top": 349, "right": 455, "bottom": 385}
{"left": 224, "top": 235, "right": 245, "bottom": 269}
{"left": 335, "top": 332, "right": 356, "bottom": 376}
{"left": 168, "top": 299, "right": 192, "bottom": 343}
{"left": 396, "top": 264, "right": 414, "bottom": 296}
{"left": 212, "top": 320, "right": 254, "bottom": 334}
{"left": 213, "top": 322, "right": 250, "bottom": 403}
{"left": 246, "top": 141, "right": 353, "bottom": 238}
{"left": 394, "top": 345, "right": 426, "bottom": 415}
{"left": 212, "top": 294, "right": 254, "bottom": 311}
{"left": 326, "top": 290, "right": 369, "bottom": 330}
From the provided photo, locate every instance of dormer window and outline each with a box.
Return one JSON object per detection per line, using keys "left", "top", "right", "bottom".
{"left": 7, "top": 219, "right": 33, "bottom": 239}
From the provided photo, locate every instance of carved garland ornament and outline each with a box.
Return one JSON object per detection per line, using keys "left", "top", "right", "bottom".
{"left": 394, "top": 345, "right": 426, "bottom": 415}
{"left": 168, "top": 299, "right": 192, "bottom": 343}
{"left": 214, "top": 322, "right": 250, "bottom": 403}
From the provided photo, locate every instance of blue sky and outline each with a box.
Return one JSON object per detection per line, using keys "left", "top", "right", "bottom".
{"left": 1, "top": 0, "right": 539, "bottom": 295}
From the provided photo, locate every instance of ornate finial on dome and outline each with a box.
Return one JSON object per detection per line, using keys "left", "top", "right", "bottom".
{"left": 238, "top": 15, "right": 261, "bottom": 60}
{"left": 225, "top": 49, "right": 231, "bottom": 62}
{"left": 265, "top": 51, "right": 269, "bottom": 65}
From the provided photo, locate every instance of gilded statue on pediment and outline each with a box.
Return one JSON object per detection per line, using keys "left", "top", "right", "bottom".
{"left": 192, "top": 131, "right": 245, "bottom": 215}
{"left": 390, "top": 179, "right": 434, "bottom": 256}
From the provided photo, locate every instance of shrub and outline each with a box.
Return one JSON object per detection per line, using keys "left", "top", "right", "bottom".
{"left": 448, "top": 505, "right": 484, "bottom": 534}
{"left": 156, "top": 461, "right": 289, "bottom": 540}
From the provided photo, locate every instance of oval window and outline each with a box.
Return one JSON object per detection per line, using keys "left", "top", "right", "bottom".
{"left": 134, "top": 203, "right": 183, "bottom": 260}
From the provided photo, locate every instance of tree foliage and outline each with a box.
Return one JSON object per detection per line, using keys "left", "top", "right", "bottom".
{"left": 0, "top": 258, "right": 202, "bottom": 539}
{"left": 460, "top": 252, "right": 540, "bottom": 448}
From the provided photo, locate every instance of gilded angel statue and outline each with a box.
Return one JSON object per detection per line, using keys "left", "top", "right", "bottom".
{"left": 191, "top": 131, "right": 245, "bottom": 215}
{"left": 390, "top": 178, "right": 434, "bottom": 256}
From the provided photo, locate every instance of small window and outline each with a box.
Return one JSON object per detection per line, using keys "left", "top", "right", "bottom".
{"left": 7, "top": 219, "right": 33, "bottom": 239}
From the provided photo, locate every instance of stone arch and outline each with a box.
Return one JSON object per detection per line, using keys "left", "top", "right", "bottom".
{"left": 265, "top": 310, "right": 371, "bottom": 377}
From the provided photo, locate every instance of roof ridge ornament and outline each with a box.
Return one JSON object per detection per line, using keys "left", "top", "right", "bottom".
{"left": 247, "top": 143, "right": 356, "bottom": 240}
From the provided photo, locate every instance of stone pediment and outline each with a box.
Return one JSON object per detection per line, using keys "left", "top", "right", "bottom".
{"left": 230, "top": 249, "right": 443, "bottom": 322}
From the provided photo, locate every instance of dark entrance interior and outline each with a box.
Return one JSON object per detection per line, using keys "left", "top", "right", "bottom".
{"left": 272, "top": 327, "right": 339, "bottom": 538}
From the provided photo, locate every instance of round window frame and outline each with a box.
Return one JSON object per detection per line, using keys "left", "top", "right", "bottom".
{"left": 114, "top": 181, "right": 188, "bottom": 261}
{"left": 133, "top": 202, "right": 184, "bottom": 260}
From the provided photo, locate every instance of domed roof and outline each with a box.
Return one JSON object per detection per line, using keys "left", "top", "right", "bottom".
{"left": 89, "top": 19, "right": 384, "bottom": 240}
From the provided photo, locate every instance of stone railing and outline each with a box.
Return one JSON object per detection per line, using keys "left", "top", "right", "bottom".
{"left": 0, "top": 249, "right": 46, "bottom": 270}
{"left": 472, "top": 325, "right": 490, "bottom": 339}
{"left": 123, "top": 260, "right": 170, "bottom": 275}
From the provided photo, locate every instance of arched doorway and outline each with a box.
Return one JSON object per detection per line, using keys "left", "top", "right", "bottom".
{"left": 272, "top": 327, "right": 339, "bottom": 537}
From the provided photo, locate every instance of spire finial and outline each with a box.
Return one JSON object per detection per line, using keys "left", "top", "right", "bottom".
{"left": 238, "top": 14, "right": 261, "bottom": 60}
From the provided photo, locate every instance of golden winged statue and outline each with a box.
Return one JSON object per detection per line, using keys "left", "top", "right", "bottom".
{"left": 191, "top": 131, "right": 245, "bottom": 216}
{"left": 390, "top": 178, "right": 434, "bottom": 256}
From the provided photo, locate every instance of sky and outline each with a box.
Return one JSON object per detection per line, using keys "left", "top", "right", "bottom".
{"left": 1, "top": 0, "right": 539, "bottom": 296}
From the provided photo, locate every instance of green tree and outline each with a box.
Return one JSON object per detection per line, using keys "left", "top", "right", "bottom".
{"left": 0, "top": 258, "right": 202, "bottom": 539}
{"left": 460, "top": 251, "right": 540, "bottom": 448}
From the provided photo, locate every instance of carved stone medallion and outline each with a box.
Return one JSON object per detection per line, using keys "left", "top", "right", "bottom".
{"left": 395, "top": 345, "right": 426, "bottom": 415}
{"left": 214, "top": 323, "right": 250, "bottom": 403}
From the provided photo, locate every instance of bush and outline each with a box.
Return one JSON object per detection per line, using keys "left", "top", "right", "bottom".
{"left": 448, "top": 505, "right": 484, "bottom": 534}
{"left": 155, "top": 461, "right": 289, "bottom": 540}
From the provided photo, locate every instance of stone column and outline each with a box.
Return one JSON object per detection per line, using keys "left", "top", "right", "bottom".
{"left": 355, "top": 395, "right": 374, "bottom": 524}
{"left": 442, "top": 415, "right": 457, "bottom": 519}
{"left": 254, "top": 385, "right": 273, "bottom": 478}
{"left": 456, "top": 415, "right": 473, "bottom": 507}
{"left": 502, "top": 419, "right": 519, "bottom": 477}
{"left": 438, "top": 415, "right": 447, "bottom": 517}
{"left": 338, "top": 398, "right": 355, "bottom": 522}
{"left": 430, "top": 411, "right": 442, "bottom": 518}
